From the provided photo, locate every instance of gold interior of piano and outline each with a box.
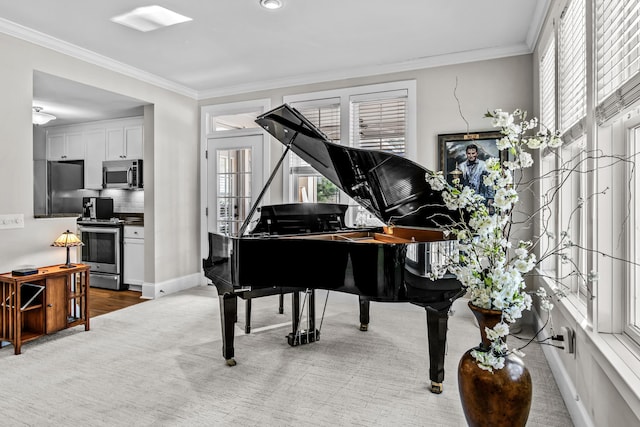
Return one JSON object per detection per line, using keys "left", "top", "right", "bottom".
{"left": 282, "top": 226, "right": 447, "bottom": 244}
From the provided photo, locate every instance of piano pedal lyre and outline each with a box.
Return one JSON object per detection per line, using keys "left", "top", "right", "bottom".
{"left": 286, "top": 329, "right": 321, "bottom": 346}
{"left": 287, "top": 289, "right": 320, "bottom": 346}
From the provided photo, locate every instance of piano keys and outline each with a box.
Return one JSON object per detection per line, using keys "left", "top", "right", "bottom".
{"left": 203, "top": 103, "right": 462, "bottom": 394}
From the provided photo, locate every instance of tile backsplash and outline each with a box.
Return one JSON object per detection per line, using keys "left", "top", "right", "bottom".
{"left": 101, "top": 189, "right": 144, "bottom": 213}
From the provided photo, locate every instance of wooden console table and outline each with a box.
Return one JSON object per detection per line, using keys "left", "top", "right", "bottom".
{"left": 0, "top": 264, "right": 90, "bottom": 354}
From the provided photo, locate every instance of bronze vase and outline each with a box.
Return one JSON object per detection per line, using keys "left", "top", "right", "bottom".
{"left": 458, "top": 302, "right": 532, "bottom": 427}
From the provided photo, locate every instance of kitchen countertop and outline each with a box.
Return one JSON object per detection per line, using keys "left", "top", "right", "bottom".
{"left": 117, "top": 213, "right": 144, "bottom": 226}
{"left": 35, "top": 214, "right": 82, "bottom": 219}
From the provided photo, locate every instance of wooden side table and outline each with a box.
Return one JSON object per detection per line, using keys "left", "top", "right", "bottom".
{"left": 0, "top": 264, "right": 90, "bottom": 354}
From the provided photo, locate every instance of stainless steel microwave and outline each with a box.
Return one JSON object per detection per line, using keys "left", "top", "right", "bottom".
{"left": 103, "top": 159, "right": 143, "bottom": 189}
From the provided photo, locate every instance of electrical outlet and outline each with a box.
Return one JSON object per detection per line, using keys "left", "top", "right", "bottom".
{"left": 0, "top": 214, "right": 24, "bottom": 229}
{"left": 560, "top": 326, "right": 575, "bottom": 354}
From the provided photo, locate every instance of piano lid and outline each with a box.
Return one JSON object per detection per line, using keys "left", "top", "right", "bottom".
{"left": 255, "top": 104, "right": 455, "bottom": 228}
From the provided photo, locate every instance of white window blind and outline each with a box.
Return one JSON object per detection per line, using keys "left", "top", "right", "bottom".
{"left": 287, "top": 101, "right": 341, "bottom": 203}
{"left": 540, "top": 37, "right": 556, "bottom": 132}
{"left": 288, "top": 102, "right": 340, "bottom": 174}
{"left": 596, "top": 0, "right": 640, "bottom": 103}
{"left": 350, "top": 96, "right": 407, "bottom": 156}
{"left": 559, "top": 0, "right": 586, "bottom": 131}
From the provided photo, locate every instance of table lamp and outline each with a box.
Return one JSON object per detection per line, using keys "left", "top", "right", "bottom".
{"left": 51, "top": 230, "right": 84, "bottom": 268}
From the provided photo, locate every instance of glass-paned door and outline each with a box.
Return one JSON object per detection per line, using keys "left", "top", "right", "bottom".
{"left": 207, "top": 134, "right": 263, "bottom": 236}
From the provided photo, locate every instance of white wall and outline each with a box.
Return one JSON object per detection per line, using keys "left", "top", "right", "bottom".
{"left": 0, "top": 33, "right": 199, "bottom": 294}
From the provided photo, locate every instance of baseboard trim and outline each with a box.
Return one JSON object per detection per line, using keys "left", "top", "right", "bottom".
{"left": 534, "top": 311, "right": 595, "bottom": 427}
{"left": 141, "top": 272, "right": 203, "bottom": 299}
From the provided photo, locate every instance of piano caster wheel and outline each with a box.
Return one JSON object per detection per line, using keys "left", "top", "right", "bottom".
{"left": 430, "top": 382, "right": 443, "bottom": 394}
{"left": 359, "top": 324, "right": 368, "bottom": 331}
{"left": 225, "top": 358, "right": 237, "bottom": 367}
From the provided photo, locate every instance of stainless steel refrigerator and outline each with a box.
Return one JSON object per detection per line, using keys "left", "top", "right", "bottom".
{"left": 48, "top": 160, "right": 84, "bottom": 215}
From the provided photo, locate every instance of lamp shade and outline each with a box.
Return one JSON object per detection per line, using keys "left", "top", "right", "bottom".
{"left": 52, "top": 230, "right": 84, "bottom": 268}
{"left": 52, "top": 230, "right": 83, "bottom": 247}
{"left": 32, "top": 106, "right": 56, "bottom": 125}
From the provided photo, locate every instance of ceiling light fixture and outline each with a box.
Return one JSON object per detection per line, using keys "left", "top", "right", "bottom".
{"left": 260, "top": 0, "right": 283, "bottom": 10}
{"left": 111, "top": 5, "right": 193, "bottom": 32}
{"left": 32, "top": 106, "right": 56, "bottom": 125}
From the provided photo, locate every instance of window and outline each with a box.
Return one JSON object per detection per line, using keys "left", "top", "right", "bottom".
{"left": 627, "top": 121, "right": 640, "bottom": 342}
{"left": 350, "top": 96, "right": 407, "bottom": 155}
{"left": 288, "top": 100, "right": 341, "bottom": 203}
{"left": 538, "top": 152, "right": 558, "bottom": 274}
{"left": 284, "top": 81, "right": 416, "bottom": 205}
{"left": 558, "top": 138, "right": 589, "bottom": 305}
{"left": 537, "top": 0, "right": 640, "bottom": 337}
{"left": 540, "top": 37, "right": 556, "bottom": 132}
{"left": 559, "top": 0, "right": 586, "bottom": 132}
{"left": 595, "top": 0, "right": 640, "bottom": 103}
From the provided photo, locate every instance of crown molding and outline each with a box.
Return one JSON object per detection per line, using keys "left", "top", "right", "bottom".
{"left": 0, "top": 17, "right": 198, "bottom": 99}
{"left": 526, "top": 0, "right": 552, "bottom": 50}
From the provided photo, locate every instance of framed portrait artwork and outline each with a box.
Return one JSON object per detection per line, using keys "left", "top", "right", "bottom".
{"left": 437, "top": 131, "right": 507, "bottom": 187}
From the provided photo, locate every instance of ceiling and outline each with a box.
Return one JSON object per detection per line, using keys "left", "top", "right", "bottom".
{"left": 1, "top": 0, "right": 549, "bottom": 126}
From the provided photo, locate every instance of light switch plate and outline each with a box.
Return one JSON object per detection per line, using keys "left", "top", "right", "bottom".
{"left": 0, "top": 214, "right": 25, "bottom": 229}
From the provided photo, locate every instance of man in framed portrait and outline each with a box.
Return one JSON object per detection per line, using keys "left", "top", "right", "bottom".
{"left": 458, "top": 143, "right": 494, "bottom": 203}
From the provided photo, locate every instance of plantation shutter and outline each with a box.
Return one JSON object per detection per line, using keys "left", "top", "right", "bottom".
{"left": 540, "top": 37, "right": 557, "bottom": 132}
{"left": 350, "top": 92, "right": 408, "bottom": 156}
{"left": 595, "top": 0, "right": 640, "bottom": 122}
{"left": 288, "top": 101, "right": 340, "bottom": 175}
{"left": 559, "top": 0, "right": 586, "bottom": 134}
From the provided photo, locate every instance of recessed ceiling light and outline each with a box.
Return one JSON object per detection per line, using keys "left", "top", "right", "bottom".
{"left": 260, "top": 0, "right": 283, "bottom": 10}
{"left": 111, "top": 5, "right": 193, "bottom": 32}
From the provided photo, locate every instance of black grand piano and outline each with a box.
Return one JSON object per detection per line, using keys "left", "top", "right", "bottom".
{"left": 203, "top": 104, "right": 462, "bottom": 394}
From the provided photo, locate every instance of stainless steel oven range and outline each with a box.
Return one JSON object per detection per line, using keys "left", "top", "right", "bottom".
{"left": 77, "top": 219, "right": 126, "bottom": 290}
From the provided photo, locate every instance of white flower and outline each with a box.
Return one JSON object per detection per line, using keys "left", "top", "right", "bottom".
{"left": 491, "top": 110, "right": 514, "bottom": 128}
{"left": 497, "top": 136, "right": 512, "bottom": 150}
{"left": 548, "top": 135, "right": 563, "bottom": 148}
{"left": 540, "top": 298, "right": 554, "bottom": 311}
{"left": 426, "top": 171, "right": 446, "bottom": 191}
{"left": 519, "top": 151, "right": 533, "bottom": 168}
{"left": 527, "top": 137, "right": 544, "bottom": 149}
{"left": 485, "top": 157, "right": 501, "bottom": 169}
{"left": 494, "top": 187, "right": 518, "bottom": 210}
{"left": 514, "top": 257, "right": 535, "bottom": 273}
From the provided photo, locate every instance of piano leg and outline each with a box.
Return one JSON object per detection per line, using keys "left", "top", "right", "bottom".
{"left": 245, "top": 299, "right": 252, "bottom": 334}
{"left": 359, "top": 297, "right": 370, "bottom": 331}
{"left": 425, "top": 306, "right": 449, "bottom": 394}
{"left": 218, "top": 293, "right": 238, "bottom": 366}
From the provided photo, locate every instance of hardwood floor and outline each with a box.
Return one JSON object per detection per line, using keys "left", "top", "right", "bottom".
{"left": 89, "top": 287, "right": 147, "bottom": 318}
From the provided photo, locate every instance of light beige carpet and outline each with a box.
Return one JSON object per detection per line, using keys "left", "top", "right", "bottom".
{"left": 0, "top": 285, "right": 572, "bottom": 426}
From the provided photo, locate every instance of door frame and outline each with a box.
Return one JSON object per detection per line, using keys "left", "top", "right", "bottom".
{"left": 200, "top": 99, "right": 271, "bottom": 263}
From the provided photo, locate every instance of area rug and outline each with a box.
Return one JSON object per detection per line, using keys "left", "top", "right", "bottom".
{"left": 0, "top": 285, "right": 572, "bottom": 426}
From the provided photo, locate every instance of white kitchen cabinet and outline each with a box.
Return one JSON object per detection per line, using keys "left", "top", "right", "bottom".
{"left": 47, "top": 131, "right": 85, "bottom": 160}
{"left": 84, "top": 128, "right": 106, "bottom": 189}
{"left": 123, "top": 225, "right": 144, "bottom": 289}
{"left": 106, "top": 124, "right": 143, "bottom": 160}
